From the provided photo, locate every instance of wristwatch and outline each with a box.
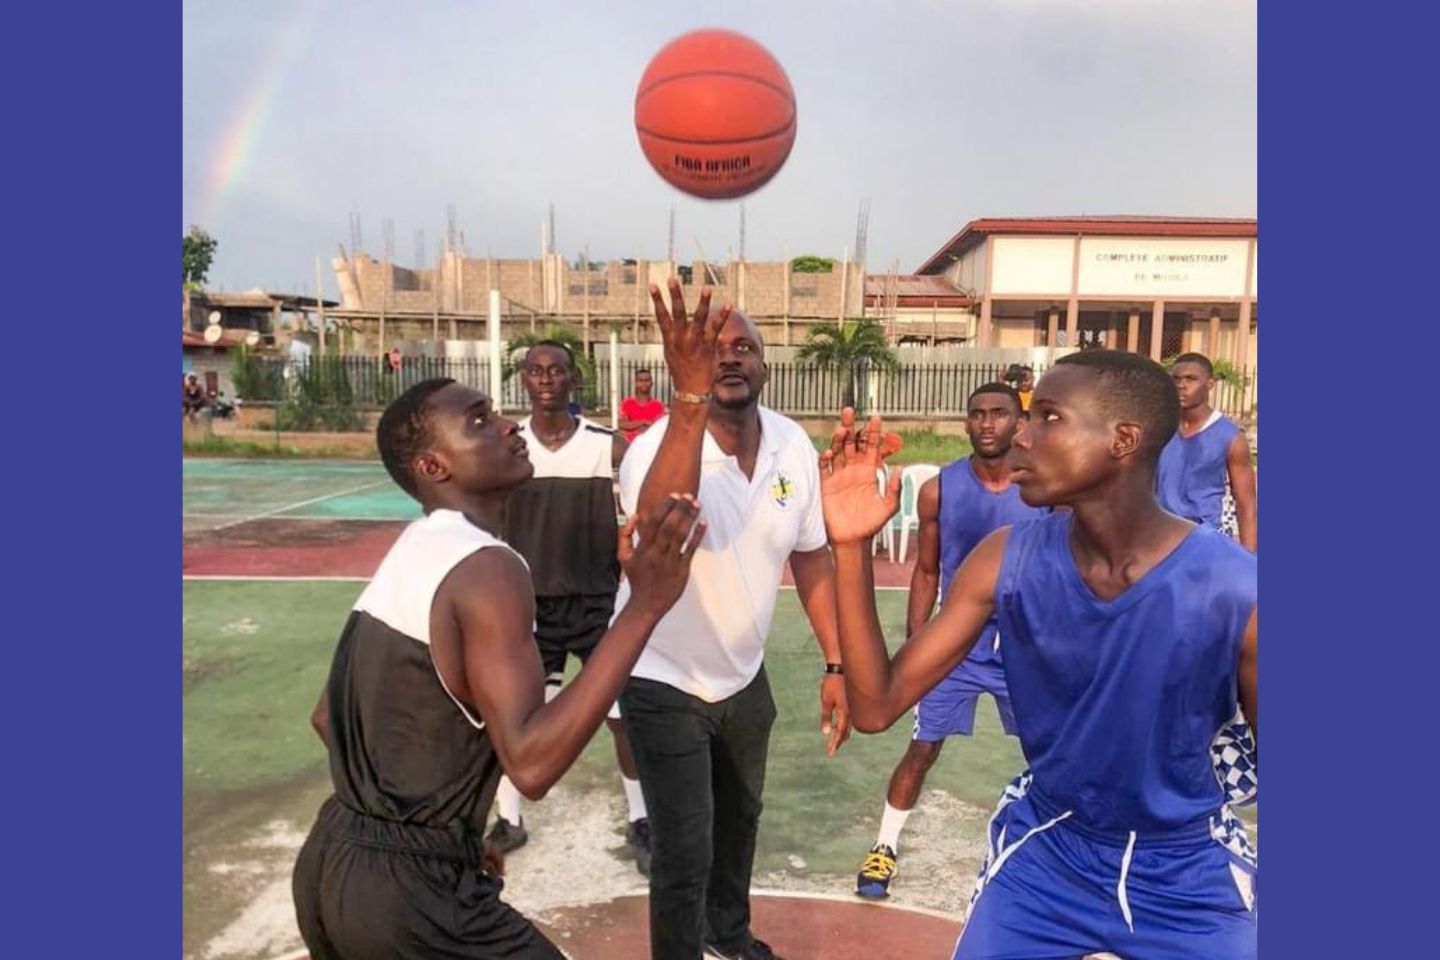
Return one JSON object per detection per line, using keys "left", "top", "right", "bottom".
{"left": 824, "top": 663, "right": 845, "bottom": 676}
{"left": 672, "top": 390, "right": 712, "bottom": 405}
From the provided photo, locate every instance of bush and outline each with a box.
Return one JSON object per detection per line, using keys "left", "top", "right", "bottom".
{"left": 791, "top": 255, "right": 835, "bottom": 274}
{"left": 274, "top": 355, "right": 366, "bottom": 432}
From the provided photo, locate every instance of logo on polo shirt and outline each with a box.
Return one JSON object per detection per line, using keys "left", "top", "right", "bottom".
{"left": 770, "top": 470, "right": 795, "bottom": 509}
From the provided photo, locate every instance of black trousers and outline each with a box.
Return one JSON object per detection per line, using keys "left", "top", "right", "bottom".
{"left": 620, "top": 668, "right": 777, "bottom": 960}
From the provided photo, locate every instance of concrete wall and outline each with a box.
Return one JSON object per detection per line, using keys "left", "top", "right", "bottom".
{"left": 336, "top": 252, "right": 863, "bottom": 321}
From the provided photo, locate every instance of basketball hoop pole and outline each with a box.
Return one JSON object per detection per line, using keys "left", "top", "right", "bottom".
{"left": 488, "top": 289, "right": 503, "bottom": 413}
{"left": 609, "top": 331, "right": 620, "bottom": 431}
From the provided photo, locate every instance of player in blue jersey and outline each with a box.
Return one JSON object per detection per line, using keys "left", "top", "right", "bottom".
{"left": 821, "top": 350, "right": 1258, "bottom": 960}
{"left": 1157, "top": 352, "right": 1256, "bottom": 551}
{"left": 855, "top": 383, "right": 1045, "bottom": 899}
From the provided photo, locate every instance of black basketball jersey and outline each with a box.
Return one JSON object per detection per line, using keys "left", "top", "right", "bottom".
{"left": 322, "top": 509, "right": 514, "bottom": 828}
{"left": 505, "top": 416, "right": 620, "bottom": 597}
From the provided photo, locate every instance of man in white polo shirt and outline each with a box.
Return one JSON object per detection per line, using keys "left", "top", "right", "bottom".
{"left": 614, "top": 280, "right": 850, "bottom": 960}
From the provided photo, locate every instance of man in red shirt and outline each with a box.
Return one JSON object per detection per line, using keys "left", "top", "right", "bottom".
{"left": 618, "top": 368, "right": 665, "bottom": 442}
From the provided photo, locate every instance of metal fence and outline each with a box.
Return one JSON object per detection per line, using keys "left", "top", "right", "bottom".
{"left": 232, "top": 353, "right": 1257, "bottom": 421}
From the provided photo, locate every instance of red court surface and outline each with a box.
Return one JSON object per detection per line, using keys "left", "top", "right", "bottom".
{"left": 184, "top": 517, "right": 921, "bottom": 586}
{"left": 272, "top": 892, "right": 963, "bottom": 960}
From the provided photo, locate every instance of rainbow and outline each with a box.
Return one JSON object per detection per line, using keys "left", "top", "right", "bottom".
{"left": 196, "top": 0, "right": 325, "bottom": 225}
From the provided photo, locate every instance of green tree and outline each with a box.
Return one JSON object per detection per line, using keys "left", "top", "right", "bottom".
{"left": 796, "top": 318, "right": 900, "bottom": 411}
{"left": 790, "top": 255, "right": 835, "bottom": 274}
{"left": 183, "top": 226, "right": 217, "bottom": 288}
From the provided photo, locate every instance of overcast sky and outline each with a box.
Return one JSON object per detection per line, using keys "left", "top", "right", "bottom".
{"left": 182, "top": 0, "right": 1256, "bottom": 297}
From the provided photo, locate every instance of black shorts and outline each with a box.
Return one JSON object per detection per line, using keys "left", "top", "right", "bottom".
{"left": 534, "top": 593, "right": 615, "bottom": 679}
{"left": 293, "top": 797, "right": 564, "bottom": 960}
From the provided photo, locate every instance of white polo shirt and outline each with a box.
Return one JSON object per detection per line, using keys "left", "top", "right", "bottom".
{"left": 614, "top": 406, "right": 828, "bottom": 702}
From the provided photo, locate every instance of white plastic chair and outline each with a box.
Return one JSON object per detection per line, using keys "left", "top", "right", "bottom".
{"left": 896, "top": 463, "right": 941, "bottom": 563}
{"left": 872, "top": 467, "right": 895, "bottom": 560}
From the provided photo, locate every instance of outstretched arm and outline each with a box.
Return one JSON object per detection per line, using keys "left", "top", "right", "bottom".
{"left": 832, "top": 532, "right": 1006, "bottom": 732}
{"left": 905, "top": 477, "right": 942, "bottom": 638}
{"left": 439, "top": 497, "right": 706, "bottom": 799}
{"left": 1227, "top": 432, "right": 1257, "bottom": 552}
{"left": 633, "top": 280, "right": 729, "bottom": 521}
{"left": 820, "top": 410, "right": 1001, "bottom": 732}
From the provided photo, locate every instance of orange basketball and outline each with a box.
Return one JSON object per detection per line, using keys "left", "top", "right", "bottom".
{"left": 634, "top": 29, "right": 797, "bottom": 200}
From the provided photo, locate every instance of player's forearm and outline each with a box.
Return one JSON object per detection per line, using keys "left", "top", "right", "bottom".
{"left": 832, "top": 541, "right": 903, "bottom": 732}
{"left": 505, "top": 603, "right": 662, "bottom": 798}
{"left": 635, "top": 402, "right": 706, "bottom": 519}
{"left": 792, "top": 550, "right": 841, "bottom": 663}
{"left": 906, "top": 571, "right": 939, "bottom": 638}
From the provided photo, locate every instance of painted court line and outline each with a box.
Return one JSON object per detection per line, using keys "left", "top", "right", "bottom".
{"left": 211, "top": 480, "right": 393, "bottom": 531}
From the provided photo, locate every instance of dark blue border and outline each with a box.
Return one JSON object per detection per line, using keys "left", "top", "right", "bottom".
{"left": 1264, "top": 1, "right": 1428, "bottom": 954}
{"left": 7, "top": 2, "right": 177, "bottom": 956}
{"left": 8, "top": 1, "right": 1428, "bottom": 955}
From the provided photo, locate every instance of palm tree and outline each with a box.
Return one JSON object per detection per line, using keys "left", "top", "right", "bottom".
{"left": 796, "top": 318, "right": 900, "bottom": 412}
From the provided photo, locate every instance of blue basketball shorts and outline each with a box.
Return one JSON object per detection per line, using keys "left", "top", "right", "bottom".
{"left": 955, "top": 773, "right": 1257, "bottom": 960}
{"left": 914, "top": 657, "right": 1016, "bottom": 741}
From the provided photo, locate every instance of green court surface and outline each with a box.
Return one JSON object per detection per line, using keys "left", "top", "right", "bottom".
{"left": 184, "top": 458, "right": 419, "bottom": 528}
{"left": 183, "top": 577, "right": 1261, "bottom": 960}
{"left": 184, "top": 582, "right": 1022, "bottom": 957}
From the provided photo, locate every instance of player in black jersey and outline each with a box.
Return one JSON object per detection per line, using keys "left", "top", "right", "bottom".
{"left": 293, "top": 378, "right": 704, "bottom": 960}
{"left": 492, "top": 340, "right": 652, "bottom": 874}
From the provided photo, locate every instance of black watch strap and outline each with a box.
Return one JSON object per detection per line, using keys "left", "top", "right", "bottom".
{"left": 824, "top": 662, "right": 845, "bottom": 675}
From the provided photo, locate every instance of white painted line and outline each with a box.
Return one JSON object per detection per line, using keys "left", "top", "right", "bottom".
{"left": 212, "top": 480, "right": 392, "bottom": 531}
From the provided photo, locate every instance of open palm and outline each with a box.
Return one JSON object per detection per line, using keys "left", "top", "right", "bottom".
{"left": 819, "top": 408, "right": 903, "bottom": 545}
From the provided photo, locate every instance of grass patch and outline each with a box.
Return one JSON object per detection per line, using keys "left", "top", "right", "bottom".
{"left": 810, "top": 427, "right": 970, "bottom": 466}
{"left": 182, "top": 434, "right": 370, "bottom": 460}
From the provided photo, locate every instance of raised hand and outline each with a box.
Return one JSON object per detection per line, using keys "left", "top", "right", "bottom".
{"left": 818, "top": 407, "right": 903, "bottom": 545}
{"left": 619, "top": 494, "right": 708, "bottom": 616}
{"left": 649, "top": 278, "right": 731, "bottom": 396}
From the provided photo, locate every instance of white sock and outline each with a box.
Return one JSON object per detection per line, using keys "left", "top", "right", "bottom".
{"left": 622, "top": 776, "right": 647, "bottom": 822}
{"left": 496, "top": 775, "right": 523, "bottom": 825}
{"left": 876, "top": 802, "right": 912, "bottom": 853}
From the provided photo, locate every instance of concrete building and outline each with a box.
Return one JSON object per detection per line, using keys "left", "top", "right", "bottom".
{"left": 914, "top": 216, "right": 1257, "bottom": 365}
{"left": 321, "top": 215, "right": 1255, "bottom": 367}
{"left": 330, "top": 249, "right": 867, "bottom": 351}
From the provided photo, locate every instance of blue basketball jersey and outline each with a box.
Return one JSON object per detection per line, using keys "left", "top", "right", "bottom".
{"left": 995, "top": 513, "right": 1257, "bottom": 835}
{"left": 937, "top": 457, "right": 1047, "bottom": 665}
{"left": 1156, "top": 413, "right": 1241, "bottom": 531}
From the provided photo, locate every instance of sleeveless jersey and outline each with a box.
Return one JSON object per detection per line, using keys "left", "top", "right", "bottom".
{"left": 937, "top": 457, "right": 1047, "bottom": 665}
{"left": 324, "top": 509, "right": 513, "bottom": 828}
{"left": 995, "top": 513, "right": 1257, "bottom": 835}
{"left": 506, "top": 416, "right": 619, "bottom": 597}
{"left": 1156, "top": 412, "right": 1241, "bottom": 531}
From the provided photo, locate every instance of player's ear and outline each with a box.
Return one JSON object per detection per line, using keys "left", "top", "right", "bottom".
{"left": 1112, "top": 421, "right": 1143, "bottom": 460}
{"left": 416, "top": 450, "right": 450, "bottom": 485}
